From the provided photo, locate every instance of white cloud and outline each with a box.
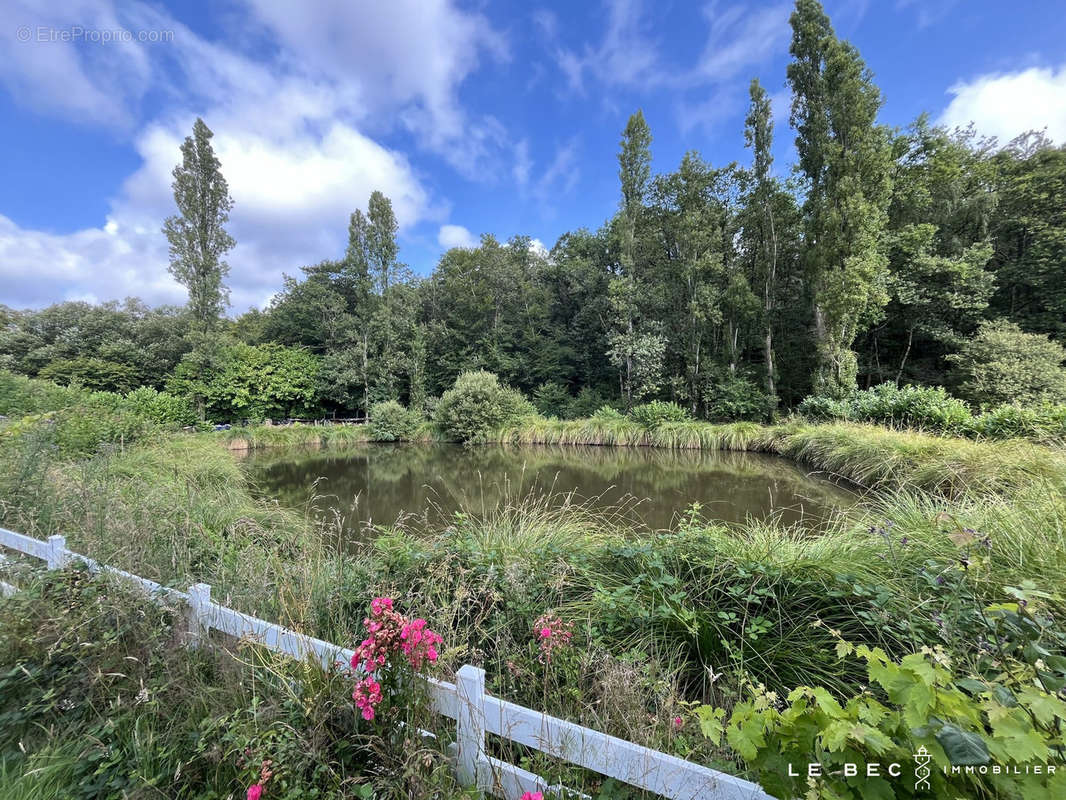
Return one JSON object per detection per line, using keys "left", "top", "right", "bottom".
{"left": 692, "top": 4, "right": 790, "bottom": 85}
{"left": 0, "top": 0, "right": 514, "bottom": 310}
{"left": 0, "top": 113, "right": 433, "bottom": 311}
{"left": 0, "top": 213, "right": 181, "bottom": 310}
{"left": 513, "top": 139, "right": 533, "bottom": 188}
{"left": 438, "top": 224, "right": 479, "bottom": 249}
{"left": 548, "top": 0, "right": 662, "bottom": 94}
{"left": 536, "top": 140, "right": 580, "bottom": 199}
{"left": 544, "top": 1, "right": 789, "bottom": 97}
{"left": 540, "top": 1, "right": 790, "bottom": 136}
{"left": 0, "top": 1, "right": 156, "bottom": 129}
{"left": 528, "top": 238, "right": 549, "bottom": 259}
{"left": 522, "top": 139, "right": 581, "bottom": 220}
{"left": 242, "top": 0, "right": 510, "bottom": 178}
{"left": 939, "top": 66, "right": 1066, "bottom": 145}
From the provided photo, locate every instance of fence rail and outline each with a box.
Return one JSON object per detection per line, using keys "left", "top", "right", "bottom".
{"left": 0, "top": 527, "right": 772, "bottom": 800}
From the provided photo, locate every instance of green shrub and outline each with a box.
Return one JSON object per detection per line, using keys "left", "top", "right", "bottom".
{"left": 851, "top": 383, "right": 971, "bottom": 432}
{"left": 630, "top": 400, "right": 691, "bottom": 429}
{"left": 700, "top": 630, "right": 1066, "bottom": 800}
{"left": 168, "top": 342, "right": 321, "bottom": 422}
{"left": 798, "top": 383, "right": 971, "bottom": 433}
{"left": 121, "top": 386, "right": 195, "bottom": 427}
{"left": 972, "top": 403, "right": 1066, "bottom": 443}
{"left": 948, "top": 319, "right": 1066, "bottom": 408}
{"left": 435, "top": 370, "right": 534, "bottom": 442}
{"left": 796, "top": 394, "right": 851, "bottom": 421}
{"left": 367, "top": 400, "right": 421, "bottom": 441}
{"left": 591, "top": 404, "right": 625, "bottom": 421}
{"left": 49, "top": 406, "right": 154, "bottom": 456}
{"left": 532, "top": 381, "right": 574, "bottom": 419}
{"left": 703, "top": 375, "right": 771, "bottom": 422}
{"left": 0, "top": 371, "right": 87, "bottom": 415}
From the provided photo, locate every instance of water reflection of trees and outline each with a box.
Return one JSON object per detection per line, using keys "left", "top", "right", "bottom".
{"left": 242, "top": 443, "right": 857, "bottom": 533}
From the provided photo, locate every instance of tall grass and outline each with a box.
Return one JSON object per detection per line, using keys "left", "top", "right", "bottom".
{"left": 4, "top": 395, "right": 1066, "bottom": 795}
{"left": 219, "top": 422, "right": 371, "bottom": 450}
{"left": 0, "top": 431, "right": 333, "bottom": 626}
{"left": 219, "top": 420, "right": 446, "bottom": 450}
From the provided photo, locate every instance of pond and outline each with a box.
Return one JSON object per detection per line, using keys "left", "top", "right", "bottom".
{"left": 245, "top": 443, "right": 857, "bottom": 536}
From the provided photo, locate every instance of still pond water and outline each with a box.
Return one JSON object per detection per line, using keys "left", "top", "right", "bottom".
{"left": 246, "top": 443, "right": 856, "bottom": 535}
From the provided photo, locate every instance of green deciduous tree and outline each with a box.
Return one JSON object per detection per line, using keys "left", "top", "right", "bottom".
{"left": 611, "top": 110, "right": 662, "bottom": 409}
{"left": 741, "top": 79, "right": 783, "bottom": 411}
{"left": 162, "top": 118, "right": 235, "bottom": 332}
{"left": 168, "top": 342, "right": 320, "bottom": 422}
{"left": 788, "top": 0, "right": 893, "bottom": 397}
{"left": 989, "top": 134, "right": 1066, "bottom": 339}
{"left": 947, "top": 319, "right": 1066, "bottom": 408}
{"left": 860, "top": 118, "right": 997, "bottom": 387}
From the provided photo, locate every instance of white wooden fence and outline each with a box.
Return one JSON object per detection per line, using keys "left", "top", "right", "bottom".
{"left": 0, "top": 526, "right": 773, "bottom": 800}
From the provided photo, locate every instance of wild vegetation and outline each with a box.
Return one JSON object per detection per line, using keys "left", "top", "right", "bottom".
{"left": 2, "top": 363, "right": 1065, "bottom": 798}
{"left": 3, "top": 8, "right": 1066, "bottom": 427}
{"left": 2, "top": 0, "right": 1065, "bottom": 798}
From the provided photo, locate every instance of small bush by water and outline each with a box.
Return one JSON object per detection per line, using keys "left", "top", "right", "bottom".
{"left": 434, "top": 370, "right": 535, "bottom": 442}
{"left": 367, "top": 399, "right": 422, "bottom": 441}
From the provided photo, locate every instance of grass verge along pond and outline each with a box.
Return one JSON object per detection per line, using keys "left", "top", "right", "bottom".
{"left": 244, "top": 442, "right": 857, "bottom": 534}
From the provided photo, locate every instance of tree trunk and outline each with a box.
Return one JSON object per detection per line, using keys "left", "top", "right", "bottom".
{"left": 764, "top": 200, "right": 778, "bottom": 411}
{"left": 362, "top": 330, "right": 370, "bottom": 416}
{"left": 763, "top": 328, "right": 775, "bottom": 403}
{"left": 895, "top": 326, "right": 915, "bottom": 386}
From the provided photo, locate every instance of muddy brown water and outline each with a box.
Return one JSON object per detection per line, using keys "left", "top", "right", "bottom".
{"left": 243, "top": 443, "right": 858, "bottom": 538}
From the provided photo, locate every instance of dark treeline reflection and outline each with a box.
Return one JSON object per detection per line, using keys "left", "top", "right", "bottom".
{"left": 244, "top": 443, "right": 857, "bottom": 536}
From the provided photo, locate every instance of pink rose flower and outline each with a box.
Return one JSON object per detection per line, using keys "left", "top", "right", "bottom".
{"left": 247, "top": 784, "right": 263, "bottom": 800}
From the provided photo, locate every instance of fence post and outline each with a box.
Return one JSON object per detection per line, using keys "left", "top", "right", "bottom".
{"left": 187, "top": 583, "right": 212, "bottom": 648}
{"left": 45, "top": 535, "right": 68, "bottom": 570}
{"left": 456, "top": 664, "right": 487, "bottom": 792}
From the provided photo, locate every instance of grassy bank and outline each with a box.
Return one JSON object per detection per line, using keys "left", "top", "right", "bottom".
{"left": 219, "top": 421, "right": 372, "bottom": 450}
{"left": 497, "top": 417, "right": 1066, "bottom": 496}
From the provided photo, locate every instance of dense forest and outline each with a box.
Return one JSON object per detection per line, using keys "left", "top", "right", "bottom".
{"left": 2, "top": 0, "right": 1064, "bottom": 423}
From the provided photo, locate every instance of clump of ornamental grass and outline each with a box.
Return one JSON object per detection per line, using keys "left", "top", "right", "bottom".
{"left": 438, "top": 488, "right": 635, "bottom": 564}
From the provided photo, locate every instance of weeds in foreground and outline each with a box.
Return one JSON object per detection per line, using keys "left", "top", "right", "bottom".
{"left": 3, "top": 409, "right": 1066, "bottom": 798}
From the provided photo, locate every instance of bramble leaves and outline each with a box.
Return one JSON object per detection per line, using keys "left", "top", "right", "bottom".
{"left": 935, "top": 723, "right": 990, "bottom": 765}
{"left": 695, "top": 639, "right": 1066, "bottom": 799}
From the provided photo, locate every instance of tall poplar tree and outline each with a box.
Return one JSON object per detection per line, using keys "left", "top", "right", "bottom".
{"left": 744, "top": 79, "right": 780, "bottom": 406}
{"left": 609, "top": 110, "right": 665, "bottom": 409}
{"left": 162, "top": 118, "right": 235, "bottom": 332}
{"left": 787, "top": 0, "right": 893, "bottom": 397}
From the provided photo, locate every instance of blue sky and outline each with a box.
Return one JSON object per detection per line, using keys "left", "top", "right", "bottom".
{"left": 2, "top": 0, "right": 1065, "bottom": 312}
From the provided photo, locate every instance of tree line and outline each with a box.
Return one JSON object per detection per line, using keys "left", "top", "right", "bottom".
{"left": 2, "top": 0, "right": 1064, "bottom": 423}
